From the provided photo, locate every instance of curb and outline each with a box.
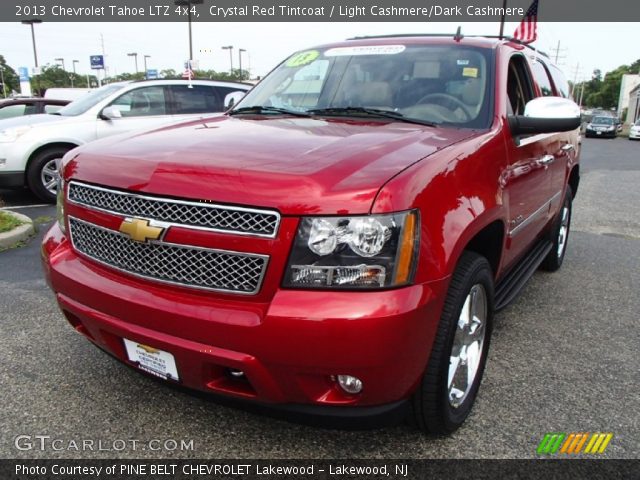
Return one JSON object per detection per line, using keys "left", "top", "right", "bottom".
{"left": 0, "top": 210, "right": 35, "bottom": 249}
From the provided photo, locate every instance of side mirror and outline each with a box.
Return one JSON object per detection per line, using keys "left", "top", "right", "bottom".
{"left": 100, "top": 106, "right": 122, "bottom": 120}
{"left": 224, "top": 91, "right": 246, "bottom": 110}
{"left": 508, "top": 97, "right": 581, "bottom": 136}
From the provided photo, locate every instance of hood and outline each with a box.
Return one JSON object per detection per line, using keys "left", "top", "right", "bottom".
{"left": 68, "top": 115, "right": 476, "bottom": 215}
{"left": 0, "top": 113, "right": 66, "bottom": 130}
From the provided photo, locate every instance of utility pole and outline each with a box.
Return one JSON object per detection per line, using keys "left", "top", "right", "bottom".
{"left": 550, "top": 40, "right": 567, "bottom": 65}
{"left": 570, "top": 62, "right": 582, "bottom": 99}
{"left": 0, "top": 68, "right": 6, "bottom": 97}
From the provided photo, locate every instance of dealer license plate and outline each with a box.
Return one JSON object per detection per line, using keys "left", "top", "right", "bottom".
{"left": 123, "top": 339, "right": 179, "bottom": 381}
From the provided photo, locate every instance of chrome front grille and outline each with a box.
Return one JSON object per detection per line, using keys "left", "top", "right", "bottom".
{"left": 68, "top": 181, "right": 280, "bottom": 237}
{"left": 68, "top": 217, "right": 268, "bottom": 294}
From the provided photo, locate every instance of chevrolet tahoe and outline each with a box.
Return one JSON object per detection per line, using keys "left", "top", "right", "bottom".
{"left": 42, "top": 34, "right": 581, "bottom": 433}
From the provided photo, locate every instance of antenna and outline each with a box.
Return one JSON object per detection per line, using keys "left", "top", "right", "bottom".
{"left": 454, "top": 26, "right": 463, "bottom": 42}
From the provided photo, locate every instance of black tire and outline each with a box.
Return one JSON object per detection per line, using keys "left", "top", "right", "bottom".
{"left": 410, "top": 251, "right": 494, "bottom": 434}
{"left": 540, "top": 186, "right": 573, "bottom": 272}
{"left": 26, "top": 146, "right": 71, "bottom": 203}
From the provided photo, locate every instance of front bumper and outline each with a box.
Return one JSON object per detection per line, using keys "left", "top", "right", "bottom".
{"left": 585, "top": 128, "right": 616, "bottom": 138}
{"left": 629, "top": 129, "right": 640, "bottom": 140}
{"left": 42, "top": 223, "right": 448, "bottom": 412}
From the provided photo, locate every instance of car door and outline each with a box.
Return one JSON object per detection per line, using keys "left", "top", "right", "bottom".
{"left": 95, "top": 85, "right": 173, "bottom": 139}
{"left": 166, "top": 84, "right": 230, "bottom": 123}
{"left": 502, "top": 54, "right": 555, "bottom": 268}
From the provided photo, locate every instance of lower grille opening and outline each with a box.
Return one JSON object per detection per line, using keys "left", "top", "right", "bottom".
{"left": 68, "top": 217, "right": 268, "bottom": 294}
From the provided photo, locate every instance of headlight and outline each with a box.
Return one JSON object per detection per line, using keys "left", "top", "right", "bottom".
{"left": 283, "top": 210, "right": 419, "bottom": 289}
{"left": 56, "top": 176, "right": 66, "bottom": 234}
{"left": 0, "top": 126, "right": 31, "bottom": 143}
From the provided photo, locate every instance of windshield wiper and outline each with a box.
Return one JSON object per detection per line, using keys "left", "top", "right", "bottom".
{"left": 307, "top": 107, "right": 437, "bottom": 127}
{"left": 228, "top": 105, "right": 311, "bottom": 117}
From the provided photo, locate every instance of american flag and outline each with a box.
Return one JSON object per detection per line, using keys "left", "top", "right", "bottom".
{"left": 513, "top": 0, "right": 539, "bottom": 44}
{"left": 181, "top": 68, "right": 194, "bottom": 80}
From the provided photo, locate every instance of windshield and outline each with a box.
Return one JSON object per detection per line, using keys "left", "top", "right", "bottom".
{"left": 56, "top": 84, "right": 127, "bottom": 116}
{"left": 234, "top": 44, "right": 492, "bottom": 128}
{"left": 592, "top": 116, "right": 614, "bottom": 125}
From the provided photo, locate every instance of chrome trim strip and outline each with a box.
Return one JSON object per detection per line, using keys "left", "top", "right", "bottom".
{"left": 67, "top": 180, "right": 281, "bottom": 239}
{"left": 509, "top": 191, "right": 562, "bottom": 238}
{"left": 68, "top": 216, "right": 269, "bottom": 295}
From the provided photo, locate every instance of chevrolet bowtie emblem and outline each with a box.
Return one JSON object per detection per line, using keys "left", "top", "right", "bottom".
{"left": 119, "top": 218, "right": 164, "bottom": 243}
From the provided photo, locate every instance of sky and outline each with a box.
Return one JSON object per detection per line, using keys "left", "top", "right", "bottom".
{"left": 0, "top": 21, "right": 638, "bottom": 82}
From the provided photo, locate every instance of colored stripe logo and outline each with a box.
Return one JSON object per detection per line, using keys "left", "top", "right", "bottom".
{"left": 537, "top": 433, "right": 613, "bottom": 455}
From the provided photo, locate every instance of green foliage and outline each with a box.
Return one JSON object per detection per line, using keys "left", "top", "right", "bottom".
{"left": 0, "top": 210, "right": 24, "bottom": 233}
{"left": 578, "top": 60, "right": 640, "bottom": 109}
{"left": 0, "top": 55, "right": 20, "bottom": 97}
{"left": 29, "top": 65, "right": 98, "bottom": 95}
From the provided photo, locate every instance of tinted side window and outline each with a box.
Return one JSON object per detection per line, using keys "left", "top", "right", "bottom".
{"left": 548, "top": 65, "right": 570, "bottom": 99}
{"left": 0, "top": 104, "right": 27, "bottom": 119}
{"left": 168, "top": 85, "right": 223, "bottom": 114}
{"left": 111, "top": 86, "right": 167, "bottom": 117}
{"left": 530, "top": 60, "right": 554, "bottom": 97}
{"left": 506, "top": 56, "right": 535, "bottom": 115}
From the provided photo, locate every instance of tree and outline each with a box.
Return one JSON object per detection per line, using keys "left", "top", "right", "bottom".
{"left": 0, "top": 55, "right": 19, "bottom": 97}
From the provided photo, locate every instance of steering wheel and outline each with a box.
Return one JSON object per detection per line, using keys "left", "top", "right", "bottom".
{"left": 416, "top": 93, "right": 472, "bottom": 121}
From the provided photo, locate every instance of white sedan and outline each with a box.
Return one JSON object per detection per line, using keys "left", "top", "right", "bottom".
{"left": 0, "top": 79, "right": 250, "bottom": 201}
{"left": 630, "top": 119, "right": 640, "bottom": 140}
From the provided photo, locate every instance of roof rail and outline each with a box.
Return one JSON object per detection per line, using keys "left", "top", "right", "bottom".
{"left": 347, "top": 32, "right": 550, "bottom": 58}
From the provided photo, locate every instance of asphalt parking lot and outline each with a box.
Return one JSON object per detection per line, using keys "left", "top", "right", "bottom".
{"left": 0, "top": 137, "right": 638, "bottom": 459}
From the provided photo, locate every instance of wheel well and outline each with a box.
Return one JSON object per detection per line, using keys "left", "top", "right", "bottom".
{"left": 568, "top": 165, "right": 580, "bottom": 198}
{"left": 463, "top": 220, "right": 504, "bottom": 278}
{"left": 25, "top": 142, "right": 78, "bottom": 180}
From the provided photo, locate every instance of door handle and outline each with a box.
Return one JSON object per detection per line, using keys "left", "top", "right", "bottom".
{"left": 561, "top": 144, "right": 575, "bottom": 152}
{"left": 538, "top": 155, "right": 555, "bottom": 166}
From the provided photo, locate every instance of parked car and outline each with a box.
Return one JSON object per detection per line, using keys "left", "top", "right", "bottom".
{"left": 585, "top": 116, "right": 617, "bottom": 138}
{"left": 629, "top": 119, "right": 640, "bottom": 140}
{"left": 0, "top": 97, "right": 69, "bottom": 119}
{"left": 42, "top": 35, "right": 580, "bottom": 433}
{"left": 0, "top": 79, "right": 251, "bottom": 201}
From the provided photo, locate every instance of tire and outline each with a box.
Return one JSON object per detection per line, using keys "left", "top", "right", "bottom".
{"left": 26, "top": 146, "right": 71, "bottom": 203}
{"left": 410, "top": 251, "right": 494, "bottom": 434}
{"left": 540, "top": 186, "right": 573, "bottom": 272}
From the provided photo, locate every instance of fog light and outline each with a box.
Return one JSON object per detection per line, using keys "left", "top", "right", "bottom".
{"left": 336, "top": 375, "right": 363, "bottom": 394}
{"left": 229, "top": 369, "right": 244, "bottom": 378}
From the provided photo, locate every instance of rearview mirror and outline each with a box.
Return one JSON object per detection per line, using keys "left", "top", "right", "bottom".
{"left": 224, "top": 91, "right": 247, "bottom": 110}
{"left": 100, "top": 106, "right": 122, "bottom": 120}
{"left": 509, "top": 97, "right": 581, "bottom": 136}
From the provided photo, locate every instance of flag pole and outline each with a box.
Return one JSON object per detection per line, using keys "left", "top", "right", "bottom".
{"left": 499, "top": 0, "right": 508, "bottom": 39}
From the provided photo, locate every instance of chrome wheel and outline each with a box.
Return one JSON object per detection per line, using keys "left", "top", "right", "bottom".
{"left": 448, "top": 284, "right": 487, "bottom": 408}
{"left": 40, "top": 157, "right": 62, "bottom": 196}
{"left": 557, "top": 205, "right": 569, "bottom": 259}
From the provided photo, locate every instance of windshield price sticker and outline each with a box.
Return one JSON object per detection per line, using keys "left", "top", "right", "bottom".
{"left": 324, "top": 45, "right": 406, "bottom": 57}
{"left": 285, "top": 50, "right": 320, "bottom": 67}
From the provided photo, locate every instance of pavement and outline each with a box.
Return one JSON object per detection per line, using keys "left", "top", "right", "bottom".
{"left": 0, "top": 137, "right": 638, "bottom": 459}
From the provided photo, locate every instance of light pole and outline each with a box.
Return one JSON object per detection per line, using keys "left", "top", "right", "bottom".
{"left": 222, "top": 46, "right": 233, "bottom": 74}
{"left": 55, "top": 57, "right": 65, "bottom": 71}
{"left": 143, "top": 55, "right": 151, "bottom": 78}
{"left": 238, "top": 48, "right": 246, "bottom": 79}
{"left": 0, "top": 68, "right": 6, "bottom": 97}
{"left": 127, "top": 53, "right": 138, "bottom": 73}
{"left": 21, "top": 19, "right": 42, "bottom": 68}
{"left": 72, "top": 59, "right": 79, "bottom": 88}
{"left": 174, "top": 0, "right": 204, "bottom": 61}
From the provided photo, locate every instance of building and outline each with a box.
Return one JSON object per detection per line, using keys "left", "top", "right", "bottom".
{"left": 626, "top": 84, "right": 640, "bottom": 125}
{"left": 617, "top": 74, "right": 640, "bottom": 120}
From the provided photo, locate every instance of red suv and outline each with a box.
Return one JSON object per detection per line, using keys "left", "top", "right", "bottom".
{"left": 42, "top": 35, "right": 581, "bottom": 433}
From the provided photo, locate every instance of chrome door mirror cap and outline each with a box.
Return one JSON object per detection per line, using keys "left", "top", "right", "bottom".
{"left": 523, "top": 97, "right": 581, "bottom": 120}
